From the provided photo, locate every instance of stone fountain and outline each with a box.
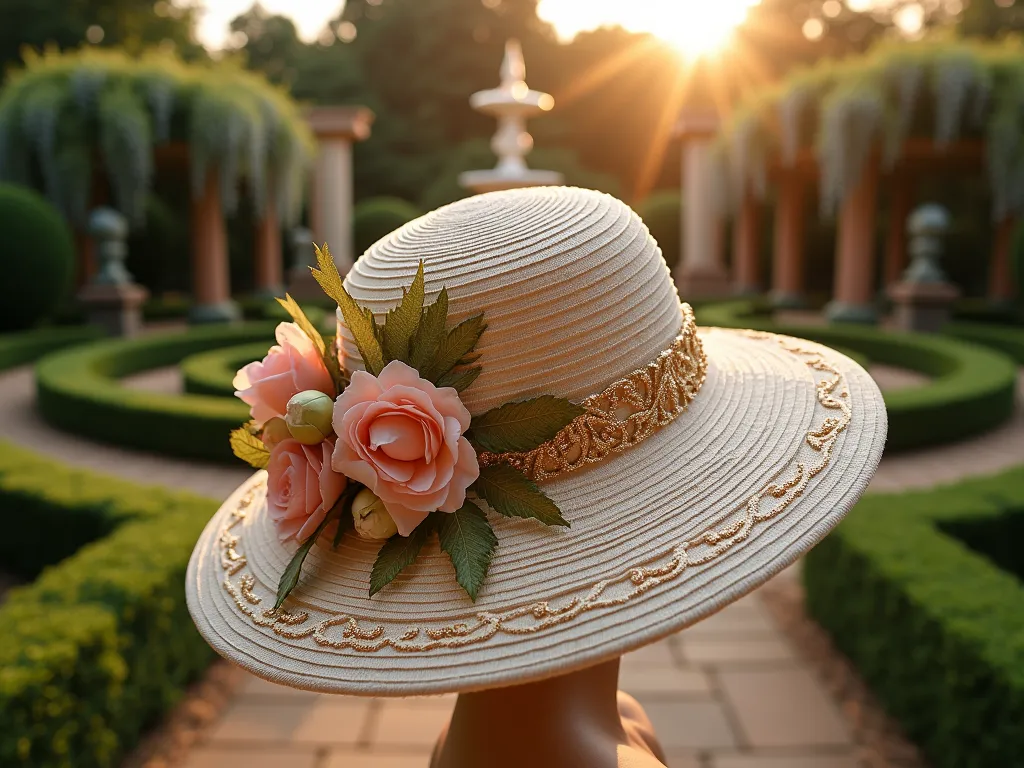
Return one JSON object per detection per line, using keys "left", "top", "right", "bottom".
{"left": 459, "top": 39, "right": 563, "bottom": 194}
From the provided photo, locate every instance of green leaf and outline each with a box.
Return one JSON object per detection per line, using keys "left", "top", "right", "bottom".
{"left": 274, "top": 504, "right": 339, "bottom": 610}
{"left": 310, "top": 243, "right": 385, "bottom": 375}
{"left": 469, "top": 395, "right": 586, "bottom": 453}
{"left": 332, "top": 486, "right": 359, "bottom": 548}
{"left": 408, "top": 287, "right": 449, "bottom": 371}
{"left": 423, "top": 314, "right": 486, "bottom": 381}
{"left": 437, "top": 500, "right": 497, "bottom": 602}
{"left": 473, "top": 464, "right": 570, "bottom": 527}
{"left": 230, "top": 427, "right": 270, "bottom": 469}
{"left": 369, "top": 515, "right": 438, "bottom": 597}
{"left": 381, "top": 261, "right": 425, "bottom": 363}
{"left": 435, "top": 365, "right": 482, "bottom": 392}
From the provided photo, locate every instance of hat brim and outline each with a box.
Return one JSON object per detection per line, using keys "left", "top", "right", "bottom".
{"left": 186, "top": 327, "right": 886, "bottom": 696}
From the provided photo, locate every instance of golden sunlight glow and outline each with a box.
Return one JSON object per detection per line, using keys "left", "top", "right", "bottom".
{"left": 537, "top": 0, "right": 762, "bottom": 57}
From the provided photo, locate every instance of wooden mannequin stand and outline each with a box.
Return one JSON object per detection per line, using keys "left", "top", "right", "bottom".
{"left": 430, "top": 658, "right": 667, "bottom": 768}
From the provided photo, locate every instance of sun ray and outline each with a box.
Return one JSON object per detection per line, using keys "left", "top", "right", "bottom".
{"left": 632, "top": 63, "right": 694, "bottom": 202}
{"left": 553, "top": 36, "right": 663, "bottom": 108}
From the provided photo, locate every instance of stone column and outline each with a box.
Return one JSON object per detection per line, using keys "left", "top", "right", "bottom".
{"left": 770, "top": 172, "right": 807, "bottom": 308}
{"left": 306, "top": 107, "right": 374, "bottom": 276}
{"left": 827, "top": 159, "right": 881, "bottom": 324}
{"left": 189, "top": 170, "right": 240, "bottom": 324}
{"left": 673, "top": 110, "right": 729, "bottom": 298}
{"left": 732, "top": 191, "right": 761, "bottom": 295}
{"left": 884, "top": 174, "right": 914, "bottom": 288}
{"left": 989, "top": 216, "right": 1017, "bottom": 306}
{"left": 254, "top": 199, "right": 284, "bottom": 299}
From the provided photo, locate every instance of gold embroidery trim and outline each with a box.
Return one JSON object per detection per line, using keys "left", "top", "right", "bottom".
{"left": 478, "top": 303, "right": 707, "bottom": 481}
{"left": 215, "top": 330, "right": 853, "bottom": 653}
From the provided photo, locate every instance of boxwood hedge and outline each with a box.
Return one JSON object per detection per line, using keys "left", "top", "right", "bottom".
{"left": 945, "top": 322, "right": 1024, "bottom": 365}
{"left": 180, "top": 341, "right": 269, "bottom": 398}
{"left": 0, "top": 325, "right": 103, "bottom": 371}
{"left": 698, "top": 301, "right": 1018, "bottom": 452}
{"left": 0, "top": 441, "right": 219, "bottom": 768}
{"left": 804, "top": 468, "right": 1024, "bottom": 768}
{"left": 35, "top": 324, "right": 274, "bottom": 462}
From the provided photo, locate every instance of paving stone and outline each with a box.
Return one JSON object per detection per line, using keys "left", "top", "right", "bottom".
{"left": 665, "top": 752, "right": 701, "bottom": 768}
{"left": 718, "top": 668, "right": 852, "bottom": 748}
{"left": 680, "top": 602, "right": 779, "bottom": 639}
{"left": 678, "top": 637, "right": 797, "bottom": 665}
{"left": 619, "top": 665, "right": 712, "bottom": 696}
{"left": 640, "top": 699, "right": 738, "bottom": 750}
{"left": 208, "top": 700, "right": 369, "bottom": 745}
{"left": 370, "top": 701, "right": 453, "bottom": 748}
{"left": 621, "top": 639, "right": 678, "bottom": 668}
{"left": 238, "top": 673, "right": 321, "bottom": 700}
{"left": 183, "top": 746, "right": 319, "bottom": 768}
{"left": 324, "top": 751, "right": 433, "bottom": 768}
{"left": 710, "top": 751, "right": 860, "bottom": 768}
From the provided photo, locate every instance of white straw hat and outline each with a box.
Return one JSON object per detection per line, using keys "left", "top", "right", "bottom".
{"left": 186, "top": 186, "right": 887, "bottom": 696}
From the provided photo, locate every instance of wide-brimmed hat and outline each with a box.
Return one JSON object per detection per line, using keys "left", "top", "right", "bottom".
{"left": 186, "top": 186, "right": 887, "bottom": 697}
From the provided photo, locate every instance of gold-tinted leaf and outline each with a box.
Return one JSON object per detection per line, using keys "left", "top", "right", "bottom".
{"left": 310, "top": 243, "right": 385, "bottom": 375}
{"left": 381, "top": 261, "right": 425, "bottom": 363}
{"left": 275, "top": 294, "right": 326, "bottom": 357}
{"left": 423, "top": 314, "right": 486, "bottom": 381}
{"left": 230, "top": 427, "right": 270, "bottom": 470}
{"left": 408, "top": 286, "right": 449, "bottom": 371}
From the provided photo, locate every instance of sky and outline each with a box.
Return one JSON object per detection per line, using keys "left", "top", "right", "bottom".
{"left": 192, "top": 0, "right": 762, "bottom": 54}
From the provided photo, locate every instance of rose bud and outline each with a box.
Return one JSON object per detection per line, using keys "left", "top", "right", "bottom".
{"left": 351, "top": 488, "right": 399, "bottom": 541}
{"left": 285, "top": 390, "right": 335, "bottom": 445}
{"left": 261, "top": 417, "right": 291, "bottom": 450}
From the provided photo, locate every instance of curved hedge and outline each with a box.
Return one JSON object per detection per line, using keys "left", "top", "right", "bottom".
{"left": 0, "top": 440, "right": 218, "bottom": 767}
{"left": 36, "top": 324, "right": 274, "bottom": 462}
{"left": 181, "top": 341, "right": 268, "bottom": 398}
{"left": 699, "top": 301, "right": 1018, "bottom": 452}
{"left": 945, "top": 322, "right": 1024, "bottom": 365}
{"left": 0, "top": 325, "right": 103, "bottom": 372}
{"left": 805, "top": 467, "right": 1024, "bottom": 767}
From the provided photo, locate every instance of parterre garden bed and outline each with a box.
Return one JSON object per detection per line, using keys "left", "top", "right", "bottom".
{"left": 698, "top": 301, "right": 1018, "bottom": 451}
{"left": 804, "top": 467, "right": 1024, "bottom": 768}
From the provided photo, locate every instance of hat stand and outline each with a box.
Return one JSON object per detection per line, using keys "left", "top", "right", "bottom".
{"left": 428, "top": 658, "right": 667, "bottom": 768}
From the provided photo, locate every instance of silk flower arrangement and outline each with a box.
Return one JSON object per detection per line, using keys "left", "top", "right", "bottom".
{"left": 230, "top": 246, "right": 583, "bottom": 606}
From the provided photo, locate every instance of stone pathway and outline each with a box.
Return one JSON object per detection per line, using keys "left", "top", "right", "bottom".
{"left": 0, "top": 357, "right": 1020, "bottom": 768}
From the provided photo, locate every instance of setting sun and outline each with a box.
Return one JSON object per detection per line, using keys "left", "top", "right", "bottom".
{"left": 537, "top": 0, "right": 761, "bottom": 57}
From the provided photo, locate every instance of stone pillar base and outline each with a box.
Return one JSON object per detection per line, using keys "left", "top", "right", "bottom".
{"left": 825, "top": 300, "right": 878, "bottom": 325}
{"left": 287, "top": 268, "right": 328, "bottom": 301}
{"left": 732, "top": 282, "right": 762, "bottom": 298}
{"left": 769, "top": 291, "right": 807, "bottom": 310}
{"left": 78, "top": 283, "right": 149, "bottom": 337}
{"left": 675, "top": 266, "right": 731, "bottom": 300}
{"left": 889, "top": 282, "right": 960, "bottom": 333}
{"left": 252, "top": 285, "right": 286, "bottom": 301}
{"left": 189, "top": 300, "right": 242, "bottom": 325}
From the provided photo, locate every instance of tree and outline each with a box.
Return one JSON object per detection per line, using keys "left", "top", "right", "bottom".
{"left": 0, "top": 0, "right": 201, "bottom": 73}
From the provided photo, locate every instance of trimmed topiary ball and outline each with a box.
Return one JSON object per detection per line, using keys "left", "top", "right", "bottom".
{"left": 353, "top": 197, "right": 422, "bottom": 256}
{"left": 0, "top": 184, "right": 76, "bottom": 331}
{"left": 636, "top": 191, "right": 682, "bottom": 269}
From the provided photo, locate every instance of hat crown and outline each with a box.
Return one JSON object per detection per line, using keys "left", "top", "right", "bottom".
{"left": 341, "top": 187, "right": 683, "bottom": 413}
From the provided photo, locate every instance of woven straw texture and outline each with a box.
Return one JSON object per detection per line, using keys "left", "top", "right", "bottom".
{"left": 187, "top": 187, "right": 887, "bottom": 696}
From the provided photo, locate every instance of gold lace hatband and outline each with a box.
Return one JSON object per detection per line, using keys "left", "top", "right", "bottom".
{"left": 477, "top": 303, "right": 707, "bottom": 482}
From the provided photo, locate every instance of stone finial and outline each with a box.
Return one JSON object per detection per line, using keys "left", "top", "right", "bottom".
{"left": 889, "top": 203, "right": 958, "bottom": 333}
{"left": 286, "top": 227, "right": 323, "bottom": 300}
{"left": 78, "top": 207, "right": 148, "bottom": 336}
{"left": 89, "top": 207, "right": 133, "bottom": 286}
{"left": 904, "top": 203, "right": 951, "bottom": 284}
{"left": 500, "top": 38, "right": 526, "bottom": 86}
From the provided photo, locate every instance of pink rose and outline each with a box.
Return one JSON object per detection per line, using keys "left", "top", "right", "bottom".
{"left": 267, "top": 438, "right": 347, "bottom": 542}
{"left": 331, "top": 361, "right": 479, "bottom": 536}
{"left": 234, "top": 322, "right": 335, "bottom": 427}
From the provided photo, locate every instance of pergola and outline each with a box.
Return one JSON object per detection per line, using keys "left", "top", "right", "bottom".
{"left": 673, "top": 41, "right": 1024, "bottom": 320}
{"left": 0, "top": 49, "right": 372, "bottom": 323}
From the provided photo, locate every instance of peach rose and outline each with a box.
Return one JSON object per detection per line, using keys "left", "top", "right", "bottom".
{"left": 267, "top": 437, "right": 347, "bottom": 542}
{"left": 331, "top": 361, "right": 479, "bottom": 536}
{"left": 234, "top": 322, "right": 335, "bottom": 427}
